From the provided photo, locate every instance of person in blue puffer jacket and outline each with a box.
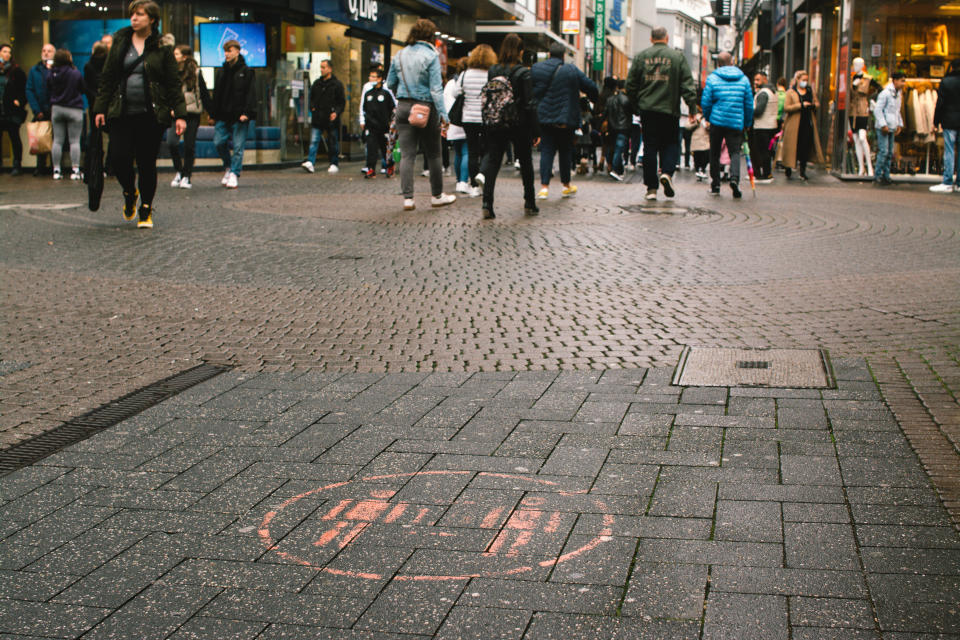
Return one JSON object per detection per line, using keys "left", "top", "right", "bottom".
{"left": 701, "top": 51, "right": 754, "bottom": 198}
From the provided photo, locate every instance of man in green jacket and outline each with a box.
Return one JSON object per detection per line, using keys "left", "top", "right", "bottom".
{"left": 625, "top": 26, "right": 698, "bottom": 200}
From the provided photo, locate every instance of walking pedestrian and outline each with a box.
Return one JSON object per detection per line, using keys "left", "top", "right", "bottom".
{"left": 930, "top": 59, "right": 960, "bottom": 192}
{"left": 872, "top": 72, "right": 905, "bottom": 187}
{"left": 603, "top": 79, "right": 631, "bottom": 181}
{"left": 385, "top": 18, "right": 456, "bottom": 211}
{"left": 0, "top": 43, "right": 27, "bottom": 176}
{"left": 624, "top": 26, "right": 698, "bottom": 201}
{"left": 303, "top": 59, "right": 344, "bottom": 174}
{"left": 211, "top": 39, "right": 256, "bottom": 188}
{"left": 167, "top": 44, "right": 205, "bottom": 189}
{"left": 26, "top": 43, "right": 54, "bottom": 176}
{"left": 93, "top": 0, "right": 186, "bottom": 228}
{"left": 362, "top": 67, "right": 395, "bottom": 179}
{"left": 359, "top": 63, "right": 392, "bottom": 174}
{"left": 700, "top": 51, "right": 753, "bottom": 198}
{"left": 775, "top": 77, "right": 787, "bottom": 127}
{"left": 83, "top": 42, "right": 107, "bottom": 118}
{"left": 459, "top": 44, "right": 496, "bottom": 197}
{"left": 778, "top": 69, "right": 823, "bottom": 181}
{"left": 531, "top": 42, "right": 598, "bottom": 200}
{"left": 444, "top": 58, "right": 470, "bottom": 193}
{"left": 47, "top": 48, "right": 86, "bottom": 181}
{"left": 750, "top": 71, "right": 777, "bottom": 182}
{"left": 478, "top": 33, "right": 539, "bottom": 219}
{"left": 690, "top": 107, "right": 709, "bottom": 180}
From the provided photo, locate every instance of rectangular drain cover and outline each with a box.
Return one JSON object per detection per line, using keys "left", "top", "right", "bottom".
{"left": 673, "top": 347, "right": 834, "bottom": 388}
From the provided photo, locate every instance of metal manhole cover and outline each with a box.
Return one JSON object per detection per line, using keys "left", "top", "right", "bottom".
{"left": 673, "top": 347, "right": 834, "bottom": 388}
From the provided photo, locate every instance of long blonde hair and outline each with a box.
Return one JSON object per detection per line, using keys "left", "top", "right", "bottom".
{"left": 467, "top": 44, "right": 497, "bottom": 69}
{"left": 791, "top": 69, "right": 808, "bottom": 89}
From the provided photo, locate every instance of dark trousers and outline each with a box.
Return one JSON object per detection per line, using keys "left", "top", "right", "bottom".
{"left": 640, "top": 110, "right": 679, "bottom": 190}
{"left": 0, "top": 121, "right": 23, "bottom": 168}
{"left": 365, "top": 126, "right": 387, "bottom": 171}
{"left": 629, "top": 124, "right": 642, "bottom": 165}
{"left": 480, "top": 128, "right": 535, "bottom": 208}
{"left": 463, "top": 122, "right": 485, "bottom": 186}
{"left": 750, "top": 128, "right": 775, "bottom": 179}
{"left": 693, "top": 150, "right": 708, "bottom": 173}
{"left": 681, "top": 127, "right": 693, "bottom": 168}
{"left": 539, "top": 125, "right": 575, "bottom": 185}
{"left": 166, "top": 114, "right": 201, "bottom": 178}
{"left": 709, "top": 125, "right": 743, "bottom": 188}
{"left": 109, "top": 112, "right": 164, "bottom": 206}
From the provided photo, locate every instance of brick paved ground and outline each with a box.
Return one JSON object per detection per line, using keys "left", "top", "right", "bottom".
{"left": 1, "top": 165, "right": 959, "bottom": 637}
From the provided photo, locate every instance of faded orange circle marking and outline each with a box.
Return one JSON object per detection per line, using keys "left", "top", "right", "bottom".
{"left": 258, "top": 470, "right": 615, "bottom": 581}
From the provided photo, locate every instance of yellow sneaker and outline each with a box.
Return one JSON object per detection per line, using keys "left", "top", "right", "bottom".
{"left": 136, "top": 204, "right": 153, "bottom": 229}
{"left": 561, "top": 184, "right": 578, "bottom": 198}
{"left": 122, "top": 190, "right": 139, "bottom": 221}
{"left": 536, "top": 188, "right": 548, "bottom": 200}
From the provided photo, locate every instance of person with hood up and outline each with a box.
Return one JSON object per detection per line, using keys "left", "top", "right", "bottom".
{"left": 303, "top": 58, "right": 345, "bottom": 174}
{"left": 26, "top": 43, "right": 55, "bottom": 175}
{"left": 931, "top": 59, "right": 960, "bottom": 192}
{"left": 700, "top": 51, "right": 754, "bottom": 198}
{"left": 47, "top": 48, "right": 87, "bottom": 181}
{"left": 0, "top": 43, "right": 27, "bottom": 175}
{"left": 210, "top": 39, "right": 256, "bottom": 188}
{"left": 603, "top": 79, "right": 632, "bottom": 181}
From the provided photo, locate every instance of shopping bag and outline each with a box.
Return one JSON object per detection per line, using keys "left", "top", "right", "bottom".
{"left": 27, "top": 121, "right": 53, "bottom": 155}
{"left": 85, "top": 127, "right": 104, "bottom": 211}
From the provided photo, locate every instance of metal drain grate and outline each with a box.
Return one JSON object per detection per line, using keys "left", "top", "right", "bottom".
{"left": 673, "top": 347, "right": 834, "bottom": 388}
{"left": 0, "top": 363, "right": 230, "bottom": 476}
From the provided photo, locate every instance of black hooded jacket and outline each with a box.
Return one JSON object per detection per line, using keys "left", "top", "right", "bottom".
{"left": 934, "top": 62, "right": 960, "bottom": 131}
{"left": 0, "top": 59, "right": 27, "bottom": 124}
{"left": 209, "top": 55, "right": 256, "bottom": 123}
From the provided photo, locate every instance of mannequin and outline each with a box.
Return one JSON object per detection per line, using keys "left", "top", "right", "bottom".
{"left": 850, "top": 57, "right": 881, "bottom": 176}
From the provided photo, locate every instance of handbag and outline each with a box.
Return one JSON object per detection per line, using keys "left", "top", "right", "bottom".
{"left": 85, "top": 126, "right": 104, "bottom": 211}
{"left": 448, "top": 72, "right": 465, "bottom": 127}
{"left": 396, "top": 50, "right": 432, "bottom": 128}
{"left": 26, "top": 120, "right": 52, "bottom": 155}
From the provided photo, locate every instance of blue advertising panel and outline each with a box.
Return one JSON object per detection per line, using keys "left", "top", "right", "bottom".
{"left": 198, "top": 22, "right": 268, "bottom": 67}
{"left": 50, "top": 19, "right": 131, "bottom": 72}
{"left": 313, "top": 0, "right": 396, "bottom": 37}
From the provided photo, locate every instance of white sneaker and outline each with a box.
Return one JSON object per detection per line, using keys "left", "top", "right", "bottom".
{"left": 421, "top": 169, "right": 430, "bottom": 177}
{"left": 475, "top": 173, "right": 485, "bottom": 186}
{"left": 221, "top": 169, "right": 232, "bottom": 185}
{"left": 328, "top": 164, "right": 339, "bottom": 173}
{"left": 380, "top": 168, "right": 387, "bottom": 174}
{"left": 179, "top": 176, "right": 192, "bottom": 189}
{"left": 301, "top": 161, "right": 315, "bottom": 173}
{"left": 431, "top": 193, "right": 456, "bottom": 207}
{"left": 70, "top": 168, "right": 82, "bottom": 181}
{"left": 455, "top": 181, "right": 469, "bottom": 193}
{"left": 536, "top": 188, "right": 548, "bottom": 200}
{"left": 513, "top": 160, "right": 520, "bottom": 170}
{"left": 626, "top": 164, "right": 635, "bottom": 171}
{"left": 609, "top": 171, "right": 624, "bottom": 182}
{"left": 360, "top": 166, "right": 369, "bottom": 173}
{"left": 170, "top": 172, "right": 182, "bottom": 187}
{"left": 226, "top": 172, "right": 238, "bottom": 189}
{"left": 53, "top": 169, "right": 62, "bottom": 180}
{"left": 929, "top": 183, "right": 954, "bottom": 193}
{"left": 403, "top": 198, "right": 415, "bottom": 211}
{"left": 467, "top": 185, "right": 481, "bottom": 198}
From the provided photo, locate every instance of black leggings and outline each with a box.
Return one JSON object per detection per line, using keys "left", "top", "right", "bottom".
{"left": 480, "top": 128, "right": 535, "bottom": 208}
{"left": 463, "top": 122, "right": 485, "bottom": 186}
{"left": 166, "top": 114, "right": 200, "bottom": 178}
{"left": 110, "top": 112, "right": 164, "bottom": 206}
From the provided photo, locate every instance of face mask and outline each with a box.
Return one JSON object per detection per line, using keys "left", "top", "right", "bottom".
{"left": 798, "top": 80, "right": 808, "bottom": 88}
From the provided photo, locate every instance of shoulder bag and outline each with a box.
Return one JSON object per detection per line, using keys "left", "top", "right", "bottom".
{"left": 447, "top": 72, "right": 465, "bottom": 126}
{"left": 397, "top": 50, "right": 431, "bottom": 128}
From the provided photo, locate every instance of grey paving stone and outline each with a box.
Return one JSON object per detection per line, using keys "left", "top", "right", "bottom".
{"left": 702, "top": 592, "right": 788, "bottom": 640}
{"left": 635, "top": 539, "right": 783, "bottom": 567}
{"left": 791, "top": 629, "right": 881, "bottom": 640}
{"left": 727, "top": 396, "right": 777, "bottom": 417}
{"left": 523, "top": 611, "right": 700, "bottom": 640}
{"left": 789, "top": 596, "right": 876, "bottom": 629}
{"left": 0, "top": 569, "right": 79, "bottom": 601}
{"left": 550, "top": 534, "right": 636, "bottom": 586}
{"left": 458, "top": 578, "right": 620, "bottom": 614}
{"left": 783, "top": 503, "right": 850, "bottom": 524}
{"left": 867, "top": 573, "right": 960, "bottom": 603}
{"left": 391, "top": 471, "right": 474, "bottom": 504}
{"left": 715, "top": 500, "right": 782, "bottom": 543}
{"left": 572, "top": 401, "right": 630, "bottom": 424}
{"left": 436, "top": 488, "right": 523, "bottom": 529}
{"left": 56, "top": 468, "right": 176, "bottom": 490}
{"left": 785, "top": 522, "right": 859, "bottom": 570}
{"left": 720, "top": 439, "right": 780, "bottom": 468}
{"left": 776, "top": 407, "right": 827, "bottom": 430}
{"left": 647, "top": 480, "right": 717, "bottom": 518}
{"left": 680, "top": 387, "right": 728, "bottom": 406}
{"left": 51, "top": 551, "right": 182, "bottom": 608}
{"left": 860, "top": 547, "right": 960, "bottom": 575}
{"left": 710, "top": 566, "right": 868, "bottom": 598}
{"left": 571, "top": 513, "right": 712, "bottom": 540}
{"left": 0, "top": 466, "right": 72, "bottom": 502}
{"left": 667, "top": 426, "right": 723, "bottom": 454}
{"left": 128, "top": 532, "right": 267, "bottom": 562}
{"left": 434, "top": 605, "right": 530, "bottom": 640}
{"left": 163, "top": 558, "right": 316, "bottom": 591}
{"left": 170, "top": 616, "right": 268, "bottom": 639}
{"left": 0, "top": 599, "right": 110, "bottom": 638}
{"left": 719, "top": 483, "right": 844, "bottom": 503}
{"left": 23, "top": 527, "right": 146, "bottom": 576}
{"left": 874, "top": 599, "right": 960, "bottom": 635}
{"left": 851, "top": 504, "right": 953, "bottom": 527}
{"left": 618, "top": 412, "right": 673, "bottom": 436}
{"left": 354, "top": 577, "right": 467, "bottom": 635}
{"left": 621, "top": 562, "right": 707, "bottom": 620}
{"left": 539, "top": 446, "right": 607, "bottom": 477}
{"left": 839, "top": 457, "right": 932, "bottom": 488}
{"left": 494, "top": 431, "right": 562, "bottom": 458}
{"left": 98, "top": 508, "right": 237, "bottom": 534}
{"left": 590, "top": 462, "right": 659, "bottom": 496}
{"left": 200, "top": 587, "right": 367, "bottom": 627}
{"left": 674, "top": 413, "right": 774, "bottom": 429}
{"left": 780, "top": 455, "right": 842, "bottom": 485}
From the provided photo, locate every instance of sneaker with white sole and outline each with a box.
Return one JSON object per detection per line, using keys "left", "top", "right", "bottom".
{"left": 170, "top": 172, "right": 182, "bottom": 187}
{"left": 475, "top": 173, "right": 485, "bottom": 186}
{"left": 70, "top": 168, "right": 82, "bottom": 181}
{"left": 536, "top": 188, "right": 548, "bottom": 199}
{"left": 561, "top": 184, "right": 577, "bottom": 197}
{"left": 609, "top": 171, "right": 624, "bottom": 182}
{"left": 467, "top": 185, "right": 481, "bottom": 198}
{"left": 226, "top": 172, "right": 238, "bottom": 189}
{"left": 53, "top": 169, "right": 62, "bottom": 180}
{"left": 456, "top": 181, "right": 470, "bottom": 193}
{"left": 929, "top": 183, "right": 954, "bottom": 193}
{"left": 421, "top": 169, "right": 430, "bottom": 177}
{"left": 659, "top": 173, "right": 675, "bottom": 197}
{"left": 328, "top": 164, "right": 339, "bottom": 173}
{"left": 403, "top": 198, "right": 415, "bottom": 210}
{"left": 431, "top": 193, "right": 456, "bottom": 207}
{"left": 221, "top": 169, "right": 232, "bottom": 185}
{"left": 645, "top": 189, "right": 657, "bottom": 200}
{"left": 301, "top": 161, "right": 315, "bottom": 173}
{"left": 179, "top": 176, "right": 192, "bottom": 189}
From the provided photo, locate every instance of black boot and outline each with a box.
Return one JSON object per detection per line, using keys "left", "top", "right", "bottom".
{"left": 524, "top": 201, "right": 539, "bottom": 216}
{"left": 481, "top": 203, "right": 495, "bottom": 219}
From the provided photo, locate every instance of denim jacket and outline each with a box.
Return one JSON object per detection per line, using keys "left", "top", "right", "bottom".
{"left": 387, "top": 41, "right": 446, "bottom": 121}
{"left": 873, "top": 85, "right": 903, "bottom": 131}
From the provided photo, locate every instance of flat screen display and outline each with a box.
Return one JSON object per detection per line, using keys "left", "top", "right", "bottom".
{"left": 198, "top": 22, "right": 267, "bottom": 67}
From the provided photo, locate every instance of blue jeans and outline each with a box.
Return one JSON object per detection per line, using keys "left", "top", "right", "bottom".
{"left": 609, "top": 132, "right": 628, "bottom": 174}
{"left": 214, "top": 120, "right": 249, "bottom": 175}
{"left": 452, "top": 140, "right": 469, "bottom": 183}
{"left": 875, "top": 130, "right": 894, "bottom": 182}
{"left": 539, "top": 126, "right": 574, "bottom": 186}
{"left": 942, "top": 128, "right": 957, "bottom": 185}
{"left": 308, "top": 126, "right": 340, "bottom": 166}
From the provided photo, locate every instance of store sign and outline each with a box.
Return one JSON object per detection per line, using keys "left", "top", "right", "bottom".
{"left": 314, "top": 0, "right": 394, "bottom": 37}
{"left": 773, "top": 0, "right": 788, "bottom": 44}
{"left": 348, "top": 0, "right": 378, "bottom": 21}
{"left": 593, "top": 0, "right": 605, "bottom": 70}
{"left": 562, "top": 0, "right": 580, "bottom": 34}
{"left": 607, "top": 0, "right": 624, "bottom": 34}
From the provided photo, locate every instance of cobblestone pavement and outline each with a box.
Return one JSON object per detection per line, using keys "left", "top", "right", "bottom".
{"left": 1, "top": 165, "right": 959, "bottom": 637}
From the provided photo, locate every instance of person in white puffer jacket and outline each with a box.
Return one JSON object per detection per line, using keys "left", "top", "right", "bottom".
{"left": 457, "top": 44, "right": 495, "bottom": 196}
{"left": 444, "top": 58, "right": 470, "bottom": 193}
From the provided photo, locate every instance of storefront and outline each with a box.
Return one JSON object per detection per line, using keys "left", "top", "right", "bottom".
{"left": 829, "top": 0, "right": 957, "bottom": 180}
